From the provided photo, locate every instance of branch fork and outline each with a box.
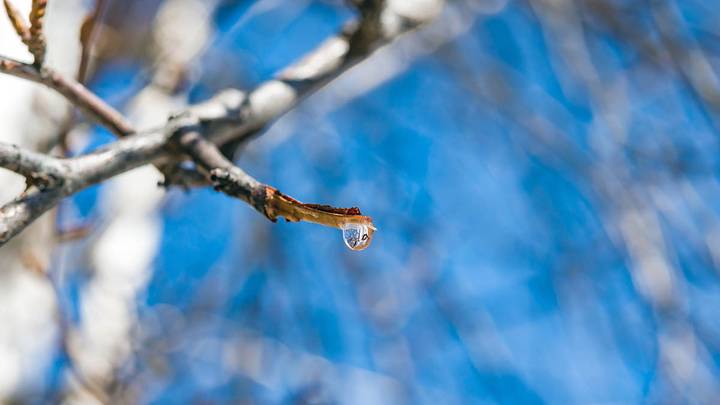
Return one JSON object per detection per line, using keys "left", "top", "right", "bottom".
{"left": 0, "top": 0, "right": 444, "bottom": 247}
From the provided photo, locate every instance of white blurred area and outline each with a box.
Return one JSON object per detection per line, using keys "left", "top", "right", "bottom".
{"left": 0, "top": 0, "right": 83, "bottom": 398}
{"left": 67, "top": 0, "right": 211, "bottom": 397}
{"left": 0, "top": 0, "right": 215, "bottom": 400}
{"left": 0, "top": 0, "right": 38, "bottom": 206}
{"left": 0, "top": 0, "right": 151, "bottom": 400}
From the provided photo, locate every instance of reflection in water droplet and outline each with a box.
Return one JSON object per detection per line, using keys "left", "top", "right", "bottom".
{"left": 341, "top": 222, "right": 373, "bottom": 251}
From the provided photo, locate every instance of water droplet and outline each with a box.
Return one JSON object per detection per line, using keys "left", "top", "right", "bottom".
{"left": 341, "top": 222, "right": 374, "bottom": 251}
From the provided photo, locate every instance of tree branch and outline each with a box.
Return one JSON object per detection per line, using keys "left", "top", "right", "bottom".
{"left": 187, "top": 0, "right": 442, "bottom": 147}
{"left": 0, "top": 132, "right": 167, "bottom": 244}
{"left": 0, "top": 55, "right": 134, "bottom": 136}
{"left": 0, "top": 142, "right": 66, "bottom": 186}
{"left": 0, "top": 0, "right": 442, "bottom": 245}
{"left": 177, "top": 130, "right": 375, "bottom": 250}
{"left": 175, "top": 129, "right": 266, "bottom": 212}
{"left": 3, "top": 0, "right": 30, "bottom": 45}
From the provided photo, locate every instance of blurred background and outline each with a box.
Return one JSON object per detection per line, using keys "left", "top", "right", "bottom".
{"left": 1, "top": 0, "right": 720, "bottom": 403}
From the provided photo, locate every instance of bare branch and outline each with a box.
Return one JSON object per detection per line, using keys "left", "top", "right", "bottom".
{"left": 0, "top": 142, "right": 66, "bottom": 183}
{"left": 0, "top": 0, "right": 443, "bottom": 246}
{"left": 0, "top": 132, "right": 167, "bottom": 244}
{"left": 0, "top": 55, "right": 134, "bottom": 136}
{"left": 175, "top": 129, "right": 264, "bottom": 209}
{"left": 196, "top": 0, "right": 442, "bottom": 147}
{"left": 0, "top": 55, "right": 206, "bottom": 190}
{"left": 177, "top": 130, "right": 376, "bottom": 250}
{"left": 1, "top": 1, "right": 441, "bottom": 151}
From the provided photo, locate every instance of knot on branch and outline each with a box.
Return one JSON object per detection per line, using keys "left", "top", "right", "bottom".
{"left": 346, "top": 0, "right": 385, "bottom": 57}
{"left": 156, "top": 162, "right": 206, "bottom": 190}
{"left": 25, "top": 171, "right": 63, "bottom": 191}
{"left": 167, "top": 110, "right": 202, "bottom": 137}
{"left": 208, "top": 168, "right": 234, "bottom": 191}
{"left": 209, "top": 168, "right": 273, "bottom": 220}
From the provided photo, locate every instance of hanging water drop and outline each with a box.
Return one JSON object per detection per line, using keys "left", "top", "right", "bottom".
{"left": 341, "top": 222, "right": 375, "bottom": 251}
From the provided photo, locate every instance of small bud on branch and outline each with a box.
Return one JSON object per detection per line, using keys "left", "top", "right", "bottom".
{"left": 3, "top": 0, "right": 30, "bottom": 44}
{"left": 28, "top": 0, "right": 47, "bottom": 65}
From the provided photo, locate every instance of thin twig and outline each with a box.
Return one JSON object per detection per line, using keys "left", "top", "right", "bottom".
{"left": 0, "top": 0, "right": 443, "bottom": 245}
{"left": 0, "top": 55, "right": 134, "bottom": 136}
{"left": 177, "top": 130, "right": 375, "bottom": 242}
{"left": 0, "top": 132, "right": 167, "bottom": 244}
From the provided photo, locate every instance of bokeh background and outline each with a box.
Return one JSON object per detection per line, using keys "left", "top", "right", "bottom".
{"left": 1, "top": 0, "right": 720, "bottom": 403}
